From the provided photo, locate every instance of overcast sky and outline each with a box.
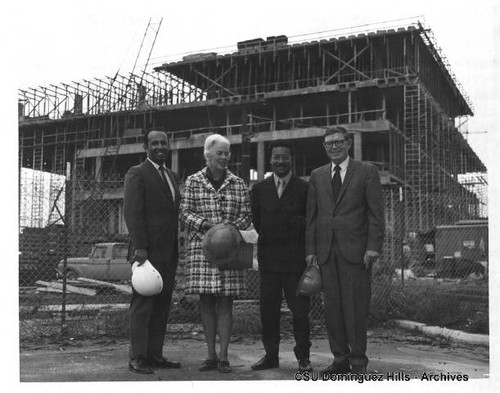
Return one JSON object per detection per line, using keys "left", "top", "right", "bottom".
{"left": 3, "top": 1, "right": 500, "bottom": 389}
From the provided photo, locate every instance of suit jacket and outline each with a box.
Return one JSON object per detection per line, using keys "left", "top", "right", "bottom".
{"left": 251, "top": 175, "right": 308, "bottom": 272}
{"left": 124, "top": 160, "right": 181, "bottom": 275}
{"left": 306, "top": 159, "right": 384, "bottom": 265}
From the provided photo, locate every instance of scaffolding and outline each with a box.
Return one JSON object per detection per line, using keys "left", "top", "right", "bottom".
{"left": 19, "top": 19, "right": 487, "bottom": 239}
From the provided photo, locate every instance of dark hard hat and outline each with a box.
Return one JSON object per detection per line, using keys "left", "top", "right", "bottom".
{"left": 296, "top": 262, "right": 322, "bottom": 296}
{"left": 202, "top": 222, "right": 242, "bottom": 267}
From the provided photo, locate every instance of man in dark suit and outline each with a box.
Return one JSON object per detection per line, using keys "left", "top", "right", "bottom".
{"left": 250, "top": 140, "right": 311, "bottom": 372}
{"left": 124, "top": 128, "right": 181, "bottom": 374}
{"left": 306, "top": 126, "right": 384, "bottom": 375}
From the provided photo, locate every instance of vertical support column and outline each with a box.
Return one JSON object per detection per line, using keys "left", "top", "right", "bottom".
{"left": 226, "top": 110, "right": 231, "bottom": 135}
{"left": 118, "top": 202, "right": 126, "bottom": 234}
{"left": 348, "top": 90, "right": 352, "bottom": 123}
{"left": 272, "top": 105, "right": 276, "bottom": 131}
{"left": 18, "top": 102, "right": 25, "bottom": 122}
{"left": 171, "top": 149, "right": 179, "bottom": 174}
{"left": 382, "top": 92, "right": 387, "bottom": 119}
{"left": 353, "top": 132, "right": 362, "bottom": 161}
{"left": 257, "top": 141, "right": 265, "bottom": 181}
{"left": 241, "top": 106, "right": 250, "bottom": 185}
{"left": 95, "top": 156, "right": 102, "bottom": 182}
{"left": 109, "top": 203, "right": 117, "bottom": 234}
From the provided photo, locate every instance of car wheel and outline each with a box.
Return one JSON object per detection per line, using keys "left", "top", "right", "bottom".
{"left": 66, "top": 269, "right": 80, "bottom": 280}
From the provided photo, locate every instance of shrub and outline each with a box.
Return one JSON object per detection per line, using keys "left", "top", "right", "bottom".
{"left": 370, "top": 279, "right": 488, "bottom": 334}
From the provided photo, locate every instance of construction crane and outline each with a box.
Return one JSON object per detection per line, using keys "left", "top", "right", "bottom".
{"left": 72, "top": 18, "right": 164, "bottom": 200}
{"left": 131, "top": 18, "right": 163, "bottom": 93}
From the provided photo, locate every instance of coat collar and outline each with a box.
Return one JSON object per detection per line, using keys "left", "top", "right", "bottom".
{"left": 200, "top": 167, "right": 239, "bottom": 192}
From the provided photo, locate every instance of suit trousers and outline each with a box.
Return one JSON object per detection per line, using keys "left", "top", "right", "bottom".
{"left": 129, "top": 264, "right": 176, "bottom": 361}
{"left": 259, "top": 271, "right": 311, "bottom": 360}
{"left": 320, "top": 248, "right": 372, "bottom": 366}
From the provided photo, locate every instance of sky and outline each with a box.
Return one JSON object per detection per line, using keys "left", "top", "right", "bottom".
{"left": 3, "top": 0, "right": 500, "bottom": 390}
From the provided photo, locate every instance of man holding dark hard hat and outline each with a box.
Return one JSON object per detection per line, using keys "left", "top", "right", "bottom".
{"left": 306, "top": 126, "right": 384, "bottom": 375}
{"left": 251, "top": 139, "right": 312, "bottom": 373}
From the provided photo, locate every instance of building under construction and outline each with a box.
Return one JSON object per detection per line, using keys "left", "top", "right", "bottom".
{"left": 18, "top": 20, "right": 487, "bottom": 267}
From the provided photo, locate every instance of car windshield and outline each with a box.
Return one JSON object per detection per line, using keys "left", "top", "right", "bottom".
{"left": 113, "top": 245, "right": 128, "bottom": 259}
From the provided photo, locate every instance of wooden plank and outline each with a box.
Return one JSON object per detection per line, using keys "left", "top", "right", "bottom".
{"left": 36, "top": 287, "right": 64, "bottom": 294}
{"left": 77, "top": 277, "right": 132, "bottom": 294}
{"left": 19, "top": 303, "right": 129, "bottom": 313}
{"left": 35, "top": 280, "right": 97, "bottom": 296}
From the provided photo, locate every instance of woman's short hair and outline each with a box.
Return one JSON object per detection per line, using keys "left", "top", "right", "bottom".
{"left": 204, "top": 134, "right": 230, "bottom": 159}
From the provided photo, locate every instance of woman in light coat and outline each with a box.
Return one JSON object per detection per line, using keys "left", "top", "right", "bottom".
{"left": 179, "top": 134, "right": 252, "bottom": 373}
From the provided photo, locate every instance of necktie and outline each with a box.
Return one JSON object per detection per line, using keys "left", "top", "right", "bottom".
{"left": 332, "top": 165, "right": 341, "bottom": 202}
{"left": 159, "top": 166, "right": 168, "bottom": 183}
{"left": 277, "top": 179, "right": 285, "bottom": 198}
{"left": 159, "top": 166, "right": 175, "bottom": 202}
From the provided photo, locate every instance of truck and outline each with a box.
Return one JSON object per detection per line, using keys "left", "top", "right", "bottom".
{"left": 435, "top": 220, "right": 488, "bottom": 278}
{"left": 57, "top": 242, "right": 131, "bottom": 282}
{"left": 19, "top": 225, "right": 65, "bottom": 286}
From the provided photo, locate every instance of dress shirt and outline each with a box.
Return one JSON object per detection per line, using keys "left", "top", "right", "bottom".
{"left": 330, "top": 156, "right": 349, "bottom": 183}
{"left": 147, "top": 158, "right": 176, "bottom": 202}
{"left": 273, "top": 171, "right": 292, "bottom": 197}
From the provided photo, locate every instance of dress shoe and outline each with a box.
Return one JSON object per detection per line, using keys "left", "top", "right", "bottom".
{"left": 218, "top": 360, "right": 232, "bottom": 373}
{"left": 350, "top": 364, "right": 367, "bottom": 374}
{"left": 128, "top": 359, "right": 154, "bottom": 374}
{"left": 298, "top": 358, "right": 313, "bottom": 372}
{"left": 199, "top": 358, "right": 219, "bottom": 372}
{"left": 322, "top": 361, "right": 350, "bottom": 375}
{"left": 251, "top": 356, "right": 279, "bottom": 370}
{"left": 148, "top": 357, "right": 181, "bottom": 369}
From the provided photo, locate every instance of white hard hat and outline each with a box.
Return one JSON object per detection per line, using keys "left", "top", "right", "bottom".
{"left": 131, "top": 260, "right": 163, "bottom": 296}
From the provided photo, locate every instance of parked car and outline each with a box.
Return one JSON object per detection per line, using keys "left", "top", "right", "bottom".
{"left": 57, "top": 242, "right": 131, "bottom": 281}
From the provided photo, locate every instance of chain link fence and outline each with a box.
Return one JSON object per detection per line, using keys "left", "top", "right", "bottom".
{"left": 19, "top": 171, "right": 488, "bottom": 343}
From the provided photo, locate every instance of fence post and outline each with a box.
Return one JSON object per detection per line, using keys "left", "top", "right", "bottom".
{"left": 399, "top": 186, "right": 405, "bottom": 286}
{"left": 60, "top": 162, "right": 72, "bottom": 337}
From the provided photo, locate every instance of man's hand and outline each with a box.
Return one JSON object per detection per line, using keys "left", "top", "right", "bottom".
{"left": 305, "top": 254, "right": 317, "bottom": 266}
{"left": 134, "top": 248, "right": 148, "bottom": 265}
{"left": 363, "top": 250, "right": 380, "bottom": 270}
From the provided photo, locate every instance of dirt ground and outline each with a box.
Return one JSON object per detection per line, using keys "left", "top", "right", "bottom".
{"left": 18, "top": 325, "right": 490, "bottom": 386}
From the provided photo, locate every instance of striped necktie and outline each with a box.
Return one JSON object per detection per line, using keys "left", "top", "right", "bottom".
{"left": 159, "top": 166, "right": 175, "bottom": 202}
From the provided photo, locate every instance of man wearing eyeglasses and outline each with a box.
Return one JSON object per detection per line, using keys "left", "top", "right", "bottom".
{"left": 305, "top": 126, "right": 384, "bottom": 375}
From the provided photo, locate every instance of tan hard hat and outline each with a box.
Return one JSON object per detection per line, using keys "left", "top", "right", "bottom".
{"left": 202, "top": 222, "right": 242, "bottom": 267}
{"left": 296, "top": 258, "right": 322, "bottom": 296}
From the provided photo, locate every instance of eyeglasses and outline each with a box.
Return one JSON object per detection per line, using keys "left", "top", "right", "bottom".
{"left": 323, "top": 139, "right": 347, "bottom": 148}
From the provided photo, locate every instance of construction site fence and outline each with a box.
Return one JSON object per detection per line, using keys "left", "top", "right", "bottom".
{"left": 19, "top": 174, "right": 488, "bottom": 342}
